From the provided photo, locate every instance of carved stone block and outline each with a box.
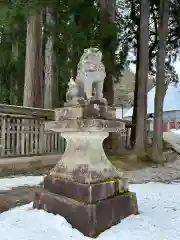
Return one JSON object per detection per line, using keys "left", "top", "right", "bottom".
{"left": 34, "top": 188, "right": 138, "bottom": 238}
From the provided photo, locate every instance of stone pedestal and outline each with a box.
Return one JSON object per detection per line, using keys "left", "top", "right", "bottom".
{"left": 48, "top": 132, "right": 124, "bottom": 183}
{"left": 34, "top": 188, "right": 138, "bottom": 238}
{"left": 33, "top": 103, "right": 138, "bottom": 237}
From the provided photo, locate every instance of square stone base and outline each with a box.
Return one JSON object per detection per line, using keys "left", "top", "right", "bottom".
{"left": 43, "top": 175, "right": 129, "bottom": 203}
{"left": 33, "top": 190, "right": 138, "bottom": 238}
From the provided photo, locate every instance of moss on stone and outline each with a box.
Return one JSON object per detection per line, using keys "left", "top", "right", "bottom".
{"left": 50, "top": 174, "right": 123, "bottom": 185}
{"left": 110, "top": 152, "right": 154, "bottom": 163}
{"left": 121, "top": 191, "right": 137, "bottom": 201}
{"left": 71, "top": 198, "right": 82, "bottom": 203}
{"left": 50, "top": 174, "right": 63, "bottom": 180}
{"left": 136, "top": 153, "right": 151, "bottom": 162}
{"left": 109, "top": 154, "right": 130, "bottom": 162}
{"left": 100, "top": 177, "right": 121, "bottom": 183}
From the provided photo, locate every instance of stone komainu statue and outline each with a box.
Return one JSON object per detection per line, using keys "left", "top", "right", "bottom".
{"left": 66, "top": 78, "right": 79, "bottom": 101}
{"left": 66, "top": 48, "right": 106, "bottom": 102}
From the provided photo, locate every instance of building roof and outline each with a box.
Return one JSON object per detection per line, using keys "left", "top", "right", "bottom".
{"left": 123, "top": 82, "right": 180, "bottom": 118}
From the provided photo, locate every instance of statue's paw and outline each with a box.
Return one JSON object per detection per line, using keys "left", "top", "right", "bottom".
{"left": 89, "top": 97, "right": 108, "bottom": 106}
{"left": 77, "top": 97, "right": 87, "bottom": 105}
{"left": 99, "top": 97, "right": 108, "bottom": 105}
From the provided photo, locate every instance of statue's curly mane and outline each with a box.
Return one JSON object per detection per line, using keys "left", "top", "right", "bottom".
{"left": 77, "top": 49, "right": 104, "bottom": 73}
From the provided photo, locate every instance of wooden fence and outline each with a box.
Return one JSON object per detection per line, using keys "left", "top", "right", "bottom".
{"left": 0, "top": 114, "right": 66, "bottom": 158}
{"left": 0, "top": 104, "right": 131, "bottom": 158}
{"left": 0, "top": 104, "right": 65, "bottom": 158}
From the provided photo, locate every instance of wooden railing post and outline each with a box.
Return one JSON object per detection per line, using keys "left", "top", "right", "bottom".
{"left": 21, "top": 119, "right": 26, "bottom": 155}
{"left": 39, "top": 119, "right": 45, "bottom": 154}
{"left": 1, "top": 115, "right": 7, "bottom": 157}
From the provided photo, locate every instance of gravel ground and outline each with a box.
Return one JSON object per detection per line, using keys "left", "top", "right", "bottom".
{"left": 1, "top": 157, "right": 180, "bottom": 212}
{"left": 125, "top": 156, "right": 180, "bottom": 183}
{"left": 125, "top": 166, "right": 180, "bottom": 183}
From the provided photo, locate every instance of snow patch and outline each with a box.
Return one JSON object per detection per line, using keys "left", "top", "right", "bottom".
{"left": 1, "top": 182, "right": 180, "bottom": 239}
{"left": 0, "top": 176, "right": 44, "bottom": 191}
{"left": 171, "top": 129, "right": 180, "bottom": 135}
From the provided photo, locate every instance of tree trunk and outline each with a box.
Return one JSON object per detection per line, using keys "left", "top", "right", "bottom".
{"left": 134, "top": 0, "right": 149, "bottom": 156}
{"left": 100, "top": 0, "right": 116, "bottom": 106}
{"left": 103, "top": 72, "right": 114, "bottom": 106}
{"left": 23, "top": 13, "right": 43, "bottom": 108}
{"left": 151, "top": 0, "right": 169, "bottom": 162}
{"left": 100, "top": 0, "right": 116, "bottom": 154}
{"left": 44, "top": 7, "right": 57, "bottom": 109}
{"left": 11, "top": 42, "right": 19, "bottom": 105}
{"left": 130, "top": 25, "right": 140, "bottom": 147}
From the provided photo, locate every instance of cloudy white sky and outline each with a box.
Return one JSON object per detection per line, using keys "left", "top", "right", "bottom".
{"left": 129, "top": 56, "right": 180, "bottom": 78}
{"left": 174, "top": 61, "right": 180, "bottom": 78}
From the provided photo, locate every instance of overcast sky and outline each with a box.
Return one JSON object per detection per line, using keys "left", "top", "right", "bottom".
{"left": 129, "top": 55, "right": 180, "bottom": 79}
{"left": 174, "top": 61, "right": 180, "bottom": 78}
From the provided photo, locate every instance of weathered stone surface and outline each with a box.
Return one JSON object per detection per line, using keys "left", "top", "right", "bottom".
{"left": 55, "top": 103, "right": 117, "bottom": 121}
{"left": 33, "top": 191, "right": 138, "bottom": 238}
{"left": 66, "top": 78, "right": 79, "bottom": 101}
{"left": 76, "top": 47, "right": 106, "bottom": 100}
{"left": 45, "top": 118, "right": 125, "bottom": 132}
{"left": 55, "top": 106, "right": 84, "bottom": 120}
{"left": 49, "top": 132, "right": 124, "bottom": 183}
{"left": 65, "top": 48, "right": 106, "bottom": 104}
{"left": 44, "top": 176, "right": 128, "bottom": 204}
{"left": 83, "top": 103, "right": 107, "bottom": 119}
{"left": 33, "top": 46, "right": 138, "bottom": 238}
{"left": 64, "top": 98, "right": 87, "bottom": 107}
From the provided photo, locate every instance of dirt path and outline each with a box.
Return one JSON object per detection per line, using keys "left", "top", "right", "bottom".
{"left": 0, "top": 186, "right": 45, "bottom": 212}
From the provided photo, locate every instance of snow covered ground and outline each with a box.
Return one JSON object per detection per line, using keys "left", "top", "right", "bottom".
{"left": 0, "top": 176, "right": 43, "bottom": 191}
{"left": 1, "top": 182, "right": 180, "bottom": 240}
{"left": 171, "top": 129, "right": 180, "bottom": 135}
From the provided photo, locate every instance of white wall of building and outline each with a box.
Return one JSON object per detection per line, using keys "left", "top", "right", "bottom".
{"left": 116, "top": 107, "right": 130, "bottom": 119}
